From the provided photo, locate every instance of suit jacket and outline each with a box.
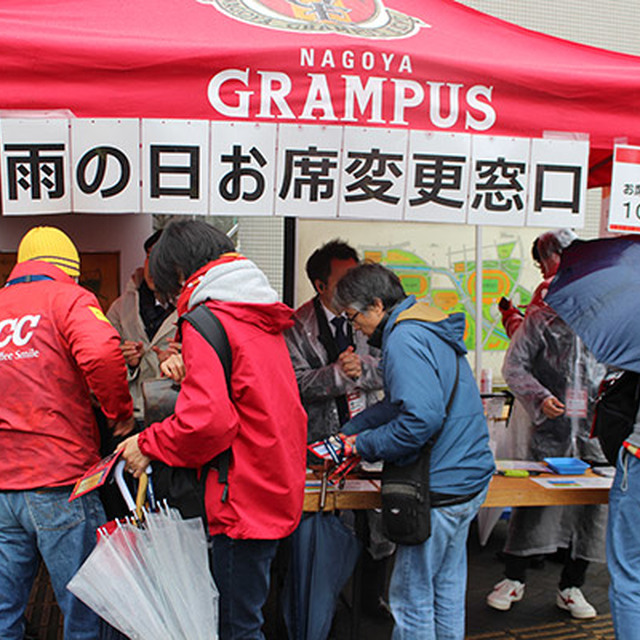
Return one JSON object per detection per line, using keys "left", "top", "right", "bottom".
{"left": 285, "top": 296, "right": 383, "bottom": 443}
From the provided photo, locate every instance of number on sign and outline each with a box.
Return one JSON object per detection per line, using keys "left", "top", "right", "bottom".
{"left": 623, "top": 202, "right": 640, "bottom": 219}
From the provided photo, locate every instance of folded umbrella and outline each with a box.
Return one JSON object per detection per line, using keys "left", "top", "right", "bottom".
{"left": 67, "top": 462, "right": 219, "bottom": 640}
{"left": 282, "top": 512, "right": 361, "bottom": 640}
{"left": 546, "top": 235, "right": 640, "bottom": 373}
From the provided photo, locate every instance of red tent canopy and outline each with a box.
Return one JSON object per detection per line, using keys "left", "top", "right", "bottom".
{"left": 0, "top": 0, "right": 638, "bottom": 187}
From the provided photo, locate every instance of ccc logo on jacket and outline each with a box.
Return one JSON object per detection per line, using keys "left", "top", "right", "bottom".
{"left": 0, "top": 314, "right": 41, "bottom": 348}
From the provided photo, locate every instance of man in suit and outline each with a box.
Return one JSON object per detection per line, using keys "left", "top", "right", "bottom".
{"left": 285, "top": 239, "right": 383, "bottom": 443}
{"left": 285, "top": 240, "right": 392, "bottom": 624}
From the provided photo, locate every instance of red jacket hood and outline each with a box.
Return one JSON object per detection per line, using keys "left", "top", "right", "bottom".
{"left": 207, "top": 300, "right": 295, "bottom": 334}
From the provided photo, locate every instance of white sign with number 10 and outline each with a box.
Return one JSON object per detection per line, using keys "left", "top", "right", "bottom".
{"left": 609, "top": 145, "right": 640, "bottom": 234}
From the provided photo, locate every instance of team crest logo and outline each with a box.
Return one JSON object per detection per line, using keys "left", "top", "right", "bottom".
{"left": 198, "top": 0, "right": 427, "bottom": 39}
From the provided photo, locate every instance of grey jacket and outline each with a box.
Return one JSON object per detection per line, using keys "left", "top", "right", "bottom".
{"left": 502, "top": 304, "right": 607, "bottom": 561}
{"left": 285, "top": 297, "right": 383, "bottom": 443}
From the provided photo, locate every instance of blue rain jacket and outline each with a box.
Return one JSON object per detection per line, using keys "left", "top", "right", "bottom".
{"left": 343, "top": 295, "right": 494, "bottom": 496}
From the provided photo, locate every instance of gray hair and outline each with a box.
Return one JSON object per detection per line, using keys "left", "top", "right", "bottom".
{"left": 334, "top": 263, "right": 406, "bottom": 313}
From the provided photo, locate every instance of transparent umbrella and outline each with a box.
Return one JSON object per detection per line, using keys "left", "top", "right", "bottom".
{"left": 67, "top": 461, "right": 219, "bottom": 640}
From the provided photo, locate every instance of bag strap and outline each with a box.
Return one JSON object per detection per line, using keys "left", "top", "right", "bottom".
{"left": 445, "top": 357, "right": 460, "bottom": 416}
{"left": 180, "top": 304, "right": 233, "bottom": 502}
{"left": 5, "top": 274, "right": 54, "bottom": 286}
{"left": 417, "top": 355, "right": 460, "bottom": 458}
{"left": 389, "top": 304, "right": 460, "bottom": 451}
{"left": 181, "top": 304, "right": 232, "bottom": 390}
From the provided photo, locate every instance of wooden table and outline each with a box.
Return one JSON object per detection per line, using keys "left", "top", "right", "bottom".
{"left": 302, "top": 467, "right": 610, "bottom": 640}
{"left": 483, "top": 469, "right": 609, "bottom": 507}
{"left": 304, "top": 469, "right": 610, "bottom": 512}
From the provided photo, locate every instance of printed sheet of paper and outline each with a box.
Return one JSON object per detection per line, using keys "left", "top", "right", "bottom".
{"left": 340, "top": 479, "right": 381, "bottom": 492}
{"left": 304, "top": 478, "right": 380, "bottom": 493}
{"left": 531, "top": 476, "right": 613, "bottom": 490}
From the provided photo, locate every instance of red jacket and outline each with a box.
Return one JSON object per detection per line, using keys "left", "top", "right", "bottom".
{"left": 500, "top": 277, "right": 553, "bottom": 339}
{"left": 138, "top": 256, "right": 307, "bottom": 540}
{"left": 0, "top": 261, "right": 133, "bottom": 490}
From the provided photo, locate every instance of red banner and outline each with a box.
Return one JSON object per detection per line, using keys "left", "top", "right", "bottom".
{"left": 0, "top": 0, "right": 638, "bottom": 186}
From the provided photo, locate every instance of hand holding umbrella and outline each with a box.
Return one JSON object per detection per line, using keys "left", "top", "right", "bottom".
{"left": 117, "top": 434, "right": 151, "bottom": 478}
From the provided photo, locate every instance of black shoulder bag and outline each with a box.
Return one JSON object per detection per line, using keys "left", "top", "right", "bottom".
{"left": 380, "top": 357, "right": 459, "bottom": 546}
{"left": 142, "top": 304, "right": 233, "bottom": 521}
{"left": 591, "top": 368, "right": 640, "bottom": 466}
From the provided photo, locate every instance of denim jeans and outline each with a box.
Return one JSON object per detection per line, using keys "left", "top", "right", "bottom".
{"left": 389, "top": 486, "right": 488, "bottom": 640}
{"left": 0, "top": 487, "right": 105, "bottom": 640}
{"left": 607, "top": 448, "right": 640, "bottom": 638}
{"left": 209, "top": 534, "right": 279, "bottom": 640}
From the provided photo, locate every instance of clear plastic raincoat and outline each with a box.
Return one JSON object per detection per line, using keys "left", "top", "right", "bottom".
{"left": 501, "top": 304, "right": 607, "bottom": 560}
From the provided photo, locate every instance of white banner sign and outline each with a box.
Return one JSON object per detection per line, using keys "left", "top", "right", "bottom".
{"left": 467, "top": 136, "right": 529, "bottom": 227}
{"left": 71, "top": 118, "right": 140, "bottom": 214}
{"left": 141, "top": 119, "right": 210, "bottom": 215}
{"left": 0, "top": 119, "right": 71, "bottom": 215}
{"left": 276, "top": 124, "right": 343, "bottom": 219}
{"left": 210, "top": 121, "right": 277, "bottom": 216}
{"left": 526, "top": 138, "right": 588, "bottom": 229}
{"left": 339, "top": 127, "right": 408, "bottom": 220}
{"left": 0, "top": 117, "right": 589, "bottom": 227}
{"left": 405, "top": 131, "right": 470, "bottom": 224}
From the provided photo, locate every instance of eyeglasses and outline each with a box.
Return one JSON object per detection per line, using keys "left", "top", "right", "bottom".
{"left": 345, "top": 310, "right": 361, "bottom": 325}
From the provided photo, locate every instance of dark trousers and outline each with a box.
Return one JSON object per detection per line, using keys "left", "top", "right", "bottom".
{"left": 210, "top": 535, "right": 280, "bottom": 640}
{"left": 504, "top": 551, "right": 589, "bottom": 590}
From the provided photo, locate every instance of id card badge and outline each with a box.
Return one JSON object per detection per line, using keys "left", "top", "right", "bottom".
{"left": 347, "top": 390, "right": 366, "bottom": 419}
{"left": 565, "top": 387, "right": 588, "bottom": 418}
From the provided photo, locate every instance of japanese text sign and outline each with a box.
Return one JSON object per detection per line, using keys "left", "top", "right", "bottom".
{"left": 0, "top": 117, "right": 589, "bottom": 227}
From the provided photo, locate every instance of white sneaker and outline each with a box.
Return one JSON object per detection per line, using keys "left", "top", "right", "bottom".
{"left": 556, "top": 587, "right": 597, "bottom": 619}
{"left": 486, "top": 578, "right": 525, "bottom": 611}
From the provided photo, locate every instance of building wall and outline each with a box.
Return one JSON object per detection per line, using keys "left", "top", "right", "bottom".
{"left": 0, "top": 213, "right": 153, "bottom": 303}
{"left": 455, "top": 0, "right": 640, "bottom": 56}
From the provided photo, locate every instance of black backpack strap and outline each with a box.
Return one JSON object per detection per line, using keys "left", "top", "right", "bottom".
{"left": 180, "top": 304, "right": 233, "bottom": 503}
{"left": 181, "top": 304, "right": 232, "bottom": 390}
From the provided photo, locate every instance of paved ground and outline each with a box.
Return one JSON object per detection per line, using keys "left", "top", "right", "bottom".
{"left": 28, "top": 515, "right": 611, "bottom": 639}
{"left": 331, "top": 517, "right": 611, "bottom": 639}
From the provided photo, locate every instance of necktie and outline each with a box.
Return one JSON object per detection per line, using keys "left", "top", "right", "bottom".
{"left": 331, "top": 316, "right": 350, "bottom": 354}
{"left": 330, "top": 315, "right": 351, "bottom": 424}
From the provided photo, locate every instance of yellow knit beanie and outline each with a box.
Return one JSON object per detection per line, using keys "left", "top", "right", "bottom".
{"left": 17, "top": 226, "right": 80, "bottom": 278}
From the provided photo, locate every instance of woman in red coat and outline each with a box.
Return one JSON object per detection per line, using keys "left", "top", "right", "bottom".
{"left": 118, "top": 220, "right": 307, "bottom": 640}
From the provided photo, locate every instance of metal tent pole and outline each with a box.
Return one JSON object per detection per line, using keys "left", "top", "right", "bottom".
{"left": 475, "top": 225, "right": 483, "bottom": 383}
